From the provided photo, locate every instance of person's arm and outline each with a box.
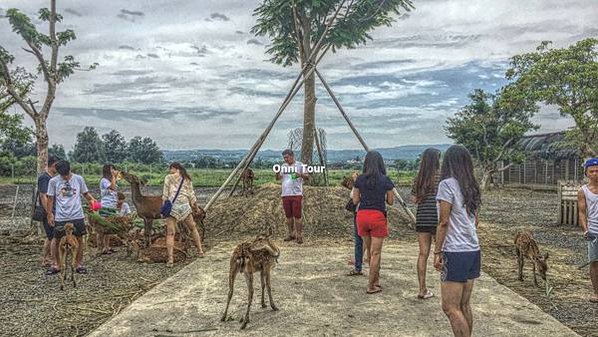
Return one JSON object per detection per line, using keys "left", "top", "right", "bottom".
{"left": 46, "top": 195, "right": 55, "bottom": 226}
{"left": 189, "top": 181, "right": 198, "bottom": 206}
{"left": 109, "top": 174, "right": 117, "bottom": 190}
{"left": 275, "top": 171, "right": 282, "bottom": 181}
{"left": 162, "top": 175, "right": 171, "bottom": 201}
{"left": 386, "top": 190, "right": 394, "bottom": 205}
{"left": 80, "top": 177, "right": 95, "bottom": 205}
{"left": 352, "top": 187, "right": 361, "bottom": 206}
{"left": 578, "top": 189, "right": 589, "bottom": 235}
{"left": 40, "top": 193, "right": 50, "bottom": 213}
{"left": 434, "top": 200, "right": 453, "bottom": 271}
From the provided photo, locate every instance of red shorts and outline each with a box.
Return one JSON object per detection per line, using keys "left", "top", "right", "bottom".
{"left": 356, "top": 209, "right": 388, "bottom": 238}
{"left": 282, "top": 196, "right": 303, "bottom": 219}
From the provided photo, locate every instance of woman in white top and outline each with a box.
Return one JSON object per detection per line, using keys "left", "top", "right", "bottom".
{"left": 99, "top": 164, "right": 119, "bottom": 254}
{"left": 433, "top": 145, "right": 481, "bottom": 337}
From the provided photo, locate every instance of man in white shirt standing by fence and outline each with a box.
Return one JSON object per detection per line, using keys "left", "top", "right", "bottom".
{"left": 276, "top": 149, "right": 308, "bottom": 244}
{"left": 578, "top": 157, "right": 598, "bottom": 304}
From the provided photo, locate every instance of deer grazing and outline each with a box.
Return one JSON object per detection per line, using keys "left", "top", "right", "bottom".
{"left": 515, "top": 232, "right": 549, "bottom": 286}
{"left": 221, "top": 230, "right": 280, "bottom": 330}
{"left": 241, "top": 168, "right": 256, "bottom": 197}
{"left": 59, "top": 223, "right": 79, "bottom": 290}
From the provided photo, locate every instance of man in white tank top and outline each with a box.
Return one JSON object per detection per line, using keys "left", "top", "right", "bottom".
{"left": 578, "top": 158, "right": 598, "bottom": 303}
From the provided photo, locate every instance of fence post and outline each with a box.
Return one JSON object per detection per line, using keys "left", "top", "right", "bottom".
{"left": 11, "top": 164, "right": 14, "bottom": 181}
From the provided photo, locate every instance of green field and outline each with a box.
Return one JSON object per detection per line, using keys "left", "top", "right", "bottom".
{"left": 0, "top": 169, "right": 416, "bottom": 188}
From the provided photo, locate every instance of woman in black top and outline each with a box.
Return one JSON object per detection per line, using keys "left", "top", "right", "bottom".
{"left": 353, "top": 151, "right": 395, "bottom": 294}
{"left": 410, "top": 148, "right": 441, "bottom": 299}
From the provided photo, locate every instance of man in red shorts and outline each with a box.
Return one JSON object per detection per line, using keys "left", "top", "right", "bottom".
{"left": 276, "top": 149, "right": 308, "bottom": 244}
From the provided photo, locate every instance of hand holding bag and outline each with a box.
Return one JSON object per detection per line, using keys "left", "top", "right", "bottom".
{"left": 161, "top": 176, "right": 184, "bottom": 218}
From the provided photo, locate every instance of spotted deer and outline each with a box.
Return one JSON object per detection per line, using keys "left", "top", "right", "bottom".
{"left": 241, "top": 168, "right": 256, "bottom": 197}
{"left": 515, "top": 232, "right": 549, "bottom": 286}
{"left": 221, "top": 229, "right": 280, "bottom": 329}
{"left": 59, "top": 223, "right": 79, "bottom": 290}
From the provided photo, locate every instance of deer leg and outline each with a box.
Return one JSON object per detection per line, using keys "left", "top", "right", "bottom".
{"left": 533, "top": 261, "right": 538, "bottom": 286}
{"left": 221, "top": 260, "right": 238, "bottom": 322}
{"left": 59, "top": 246, "right": 66, "bottom": 291}
{"left": 260, "top": 271, "right": 266, "bottom": 308}
{"left": 265, "top": 268, "right": 278, "bottom": 311}
{"left": 71, "top": 248, "right": 77, "bottom": 287}
{"left": 240, "top": 272, "right": 254, "bottom": 330}
{"left": 144, "top": 219, "right": 153, "bottom": 247}
{"left": 516, "top": 249, "right": 524, "bottom": 281}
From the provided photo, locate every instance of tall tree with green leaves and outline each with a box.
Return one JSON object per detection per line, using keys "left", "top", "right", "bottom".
{"left": 72, "top": 127, "right": 105, "bottom": 163}
{"left": 445, "top": 88, "right": 538, "bottom": 190}
{"left": 252, "top": 0, "right": 414, "bottom": 163}
{"left": 127, "top": 136, "right": 164, "bottom": 164}
{"left": 0, "top": 1, "right": 97, "bottom": 173}
{"left": 0, "top": 112, "right": 33, "bottom": 157}
{"left": 506, "top": 38, "right": 598, "bottom": 157}
{"left": 102, "top": 129, "right": 128, "bottom": 163}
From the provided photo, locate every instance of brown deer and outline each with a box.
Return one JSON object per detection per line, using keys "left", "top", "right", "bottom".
{"left": 241, "top": 168, "right": 256, "bottom": 197}
{"left": 87, "top": 213, "right": 138, "bottom": 257}
{"left": 119, "top": 172, "right": 162, "bottom": 246}
{"left": 515, "top": 232, "right": 549, "bottom": 286}
{"left": 341, "top": 171, "right": 359, "bottom": 190}
{"left": 221, "top": 230, "right": 280, "bottom": 329}
{"left": 58, "top": 223, "right": 79, "bottom": 290}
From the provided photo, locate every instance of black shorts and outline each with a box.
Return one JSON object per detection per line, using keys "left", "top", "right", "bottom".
{"left": 415, "top": 226, "right": 437, "bottom": 235}
{"left": 41, "top": 216, "right": 54, "bottom": 239}
{"left": 441, "top": 250, "right": 481, "bottom": 283}
{"left": 54, "top": 219, "right": 87, "bottom": 239}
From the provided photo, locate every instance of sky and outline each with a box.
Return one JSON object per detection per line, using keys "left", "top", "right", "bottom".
{"left": 0, "top": 0, "right": 596, "bottom": 151}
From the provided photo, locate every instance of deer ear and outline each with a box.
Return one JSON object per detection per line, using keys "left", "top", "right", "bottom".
{"left": 544, "top": 253, "right": 549, "bottom": 260}
{"left": 266, "top": 227, "right": 273, "bottom": 238}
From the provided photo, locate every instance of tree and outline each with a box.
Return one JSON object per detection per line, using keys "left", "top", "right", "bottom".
{"left": 506, "top": 38, "right": 598, "bottom": 157}
{"left": 102, "top": 129, "right": 128, "bottom": 163}
{"left": 48, "top": 143, "right": 65, "bottom": 159}
{"left": 0, "top": 1, "right": 97, "bottom": 173}
{"left": 71, "top": 127, "right": 105, "bottom": 163}
{"left": 0, "top": 112, "right": 33, "bottom": 157}
{"left": 127, "top": 136, "right": 164, "bottom": 164}
{"left": 252, "top": 0, "right": 414, "bottom": 164}
{"left": 445, "top": 88, "right": 538, "bottom": 190}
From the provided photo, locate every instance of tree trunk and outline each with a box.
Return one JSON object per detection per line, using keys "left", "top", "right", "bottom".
{"left": 35, "top": 118, "right": 49, "bottom": 174}
{"left": 299, "top": 13, "right": 315, "bottom": 165}
{"left": 480, "top": 169, "right": 495, "bottom": 191}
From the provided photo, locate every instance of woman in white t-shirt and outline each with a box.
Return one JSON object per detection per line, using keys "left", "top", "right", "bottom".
{"left": 99, "top": 164, "right": 120, "bottom": 254}
{"left": 433, "top": 145, "right": 481, "bottom": 337}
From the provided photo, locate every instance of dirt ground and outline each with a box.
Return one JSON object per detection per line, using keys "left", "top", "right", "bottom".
{"left": 0, "top": 185, "right": 596, "bottom": 336}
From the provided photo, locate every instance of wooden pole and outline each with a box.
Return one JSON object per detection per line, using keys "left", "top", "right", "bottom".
{"left": 315, "top": 69, "right": 417, "bottom": 226}
{"left": 313, "top": 125, "right": 328, "bottom": 186}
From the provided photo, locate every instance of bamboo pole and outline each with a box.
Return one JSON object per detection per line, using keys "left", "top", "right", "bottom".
{"left": 314, "top": 125, "right": 328, "bottom": 186}
{"left": 315, "top": 68, "right": 417, "bottom": 226}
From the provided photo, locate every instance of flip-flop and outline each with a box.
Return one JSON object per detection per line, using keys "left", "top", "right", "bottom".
{"left": 198, "top": 252, "right": 205, "bottom": 258}
{"left": 346, "top": 269, "right": 363, "bottom": 276}
{"left": 366, "top": 286, "right": 382, "bottom": 294}
{"left": 417, "top": 290, "right": 434, "bottom": 299}
{"left": 45, "top": 267, "right": 60, "bottom": 275}
{"left": 75, "top": 266, "right": 88, "bottom": 274}
{"left": 283, "top": 236, "right": 295, "bottom": 242}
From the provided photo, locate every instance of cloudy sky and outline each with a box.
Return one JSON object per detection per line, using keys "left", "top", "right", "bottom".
{"left": 0, "top": 0, "right": 596, "bottom": 150}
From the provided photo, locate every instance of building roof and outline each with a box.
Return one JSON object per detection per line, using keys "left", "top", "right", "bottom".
{"left": 519, "top": 131, "right": 579, "bottom": 160}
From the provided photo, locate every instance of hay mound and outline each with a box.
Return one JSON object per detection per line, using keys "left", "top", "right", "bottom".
{"left": 206, "top": 183, "right": 411, "bottom": 240}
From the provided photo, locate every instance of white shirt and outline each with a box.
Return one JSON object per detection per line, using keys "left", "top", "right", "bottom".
{"left": 436, "top": 177, "right": 480, "bottom": 252}
{"left": 582, "top": 185, "right": 598, "bottom": 235}
{"left": 281, "top": 161, "right": 304, "bottom": 197}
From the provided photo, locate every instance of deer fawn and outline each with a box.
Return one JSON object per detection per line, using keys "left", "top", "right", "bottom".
{"left": 221, "top": 230, "right": 280, "bottom": 329}
{"left": 59, "top": 223, "right": 79, "bottom": 290}
{"left": 241, "top": 168, "right": 256, "bottom": 197}
{"left": 515, "top": 232, "right": 549, "bottom": 286}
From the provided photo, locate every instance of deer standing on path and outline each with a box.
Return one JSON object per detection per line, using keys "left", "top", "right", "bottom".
{"left": 515, "top": 232, "right": 549, "bottom": 286}
{"left": 59, "top": 223, "right": 78, "bottom": 290}
{"left": 221, "top": 230, "right": 280, "bottom": 329}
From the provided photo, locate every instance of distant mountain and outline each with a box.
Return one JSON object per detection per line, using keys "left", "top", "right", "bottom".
{"left": 163, "top": 144, "right": 452, "bottom": 163}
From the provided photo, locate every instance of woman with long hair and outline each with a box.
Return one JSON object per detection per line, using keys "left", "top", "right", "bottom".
{"left": 410, "top": 148, "right": 441, "bottom": 299}
{"left": 162, "top": 162, "right": 204, "bottom": 267}
{"left": 433, "top": 145, "right": 481, "bottom": 337}
{"left": 352, "top": 151, "right": 395, "bottom": 294}
{"left": 99, "top": 163, "right": 119, "bottom": 254}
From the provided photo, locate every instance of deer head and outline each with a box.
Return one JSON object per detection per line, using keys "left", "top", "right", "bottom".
{"left": 250, "top": 230, "right": 280, "bottom": 259}
{"left": 534, "top": 253, "right": 549, "bottom": 280}
{"left": 64, "top": 222, "right": 75, "bottom": 236}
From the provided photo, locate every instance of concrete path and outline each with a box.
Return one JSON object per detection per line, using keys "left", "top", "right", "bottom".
{"left": 89, "top": 241, "right": 579, "bottom": 337}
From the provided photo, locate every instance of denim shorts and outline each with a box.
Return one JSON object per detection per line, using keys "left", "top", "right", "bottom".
{"left": 441, "top": 250, "right": 481, "bottom": 283}
{"left": 589, "top": 238, "right": 598, "bottom": 263}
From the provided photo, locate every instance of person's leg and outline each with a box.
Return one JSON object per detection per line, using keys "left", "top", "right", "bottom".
{"left": 293, "top": 197, "right": 304, "bottom": 244}
{"left": 354, "top": 215, "right": 363, "bottom": 273}
{"left": 42, "top": 238, "right": 51, "bottom": 265}
{"left": 165, "top": 217, "right": 177, "bottom": 266}
{"left": 417, "top": 232, "right": 432, "bottom": 297}
{"left": 368, "top": 237, "right": 384, "bottom": 290}
{"left": 294, "top": 216, "right": 303, "bottom": 244}
{"left": 461, "top": 280, "right": 475, "bottom": 333}
{"left": 76, "top": 236, "right": 85, "bottom": 267}
{"left": 282, "top": 198, "right": 295, "bottom": 241}
{"left": 183, "top": 214, "right": 204, "bottom": 256}
{"left": 284, "top": 217, "right": 295, "bottom": 241}
{"left": 51, "top": 237, "right": 59, "bottom": 269}
{"left": 441, "top": 281, "right": 469, "bottom": 337}
{"left": 590, "top": 261, "right": 598, "bottom": 301}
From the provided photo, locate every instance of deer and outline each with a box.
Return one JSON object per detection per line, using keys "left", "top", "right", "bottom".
{"left": 515, "top": 232, "right": 549, "bottom": 286}
{"left": 221, "top": 229, "right": 280, "bottom": 330}
{"left": 240, "top": 168, "right": 256, "bottom": 197}
{"left": 87, "top": 213, "right": 138, "bottom": 257}
{"left": 119, "top": 172, "right": 207, "bottom": 247}
{"left": 58, "top": 223, "right": 79, "bottom": 290}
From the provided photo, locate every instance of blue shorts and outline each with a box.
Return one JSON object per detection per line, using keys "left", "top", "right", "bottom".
{"left": 441, "top": 250, "right": 481, "bottom": 283}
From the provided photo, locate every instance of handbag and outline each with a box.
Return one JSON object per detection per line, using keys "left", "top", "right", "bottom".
{"left": 31, "top": 189, "right": 45, "bottom": 222}
{"left": 161, "top": 176, "right": 184, "bottom": 218}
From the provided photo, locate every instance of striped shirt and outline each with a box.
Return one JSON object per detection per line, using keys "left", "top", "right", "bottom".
{"left": 411, "top": 174, "right": 440, "bottom": 227}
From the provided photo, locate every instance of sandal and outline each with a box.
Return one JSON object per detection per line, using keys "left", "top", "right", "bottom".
{"left": 346, "top": 269, "right": 363, "bottom": 276}
{"left": 366, "top": 286, "right": 382, "bottom": 294}
{"left": 198, "top": 251, "right": 205, "bottom": 258}
{"left": 75, "top": 266, "right": 88, "bottom": 274}
{"left": 296, "top": 237, "right": 304, "bottom": 245}
{"left": 417, "top": 289, "right": 434, "bottom": 300}
{"left": 45, "top": 267, "right": 60, "bottom": 275}
{"left": 283, "top": 236, "right": 295, "bottom": 242}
